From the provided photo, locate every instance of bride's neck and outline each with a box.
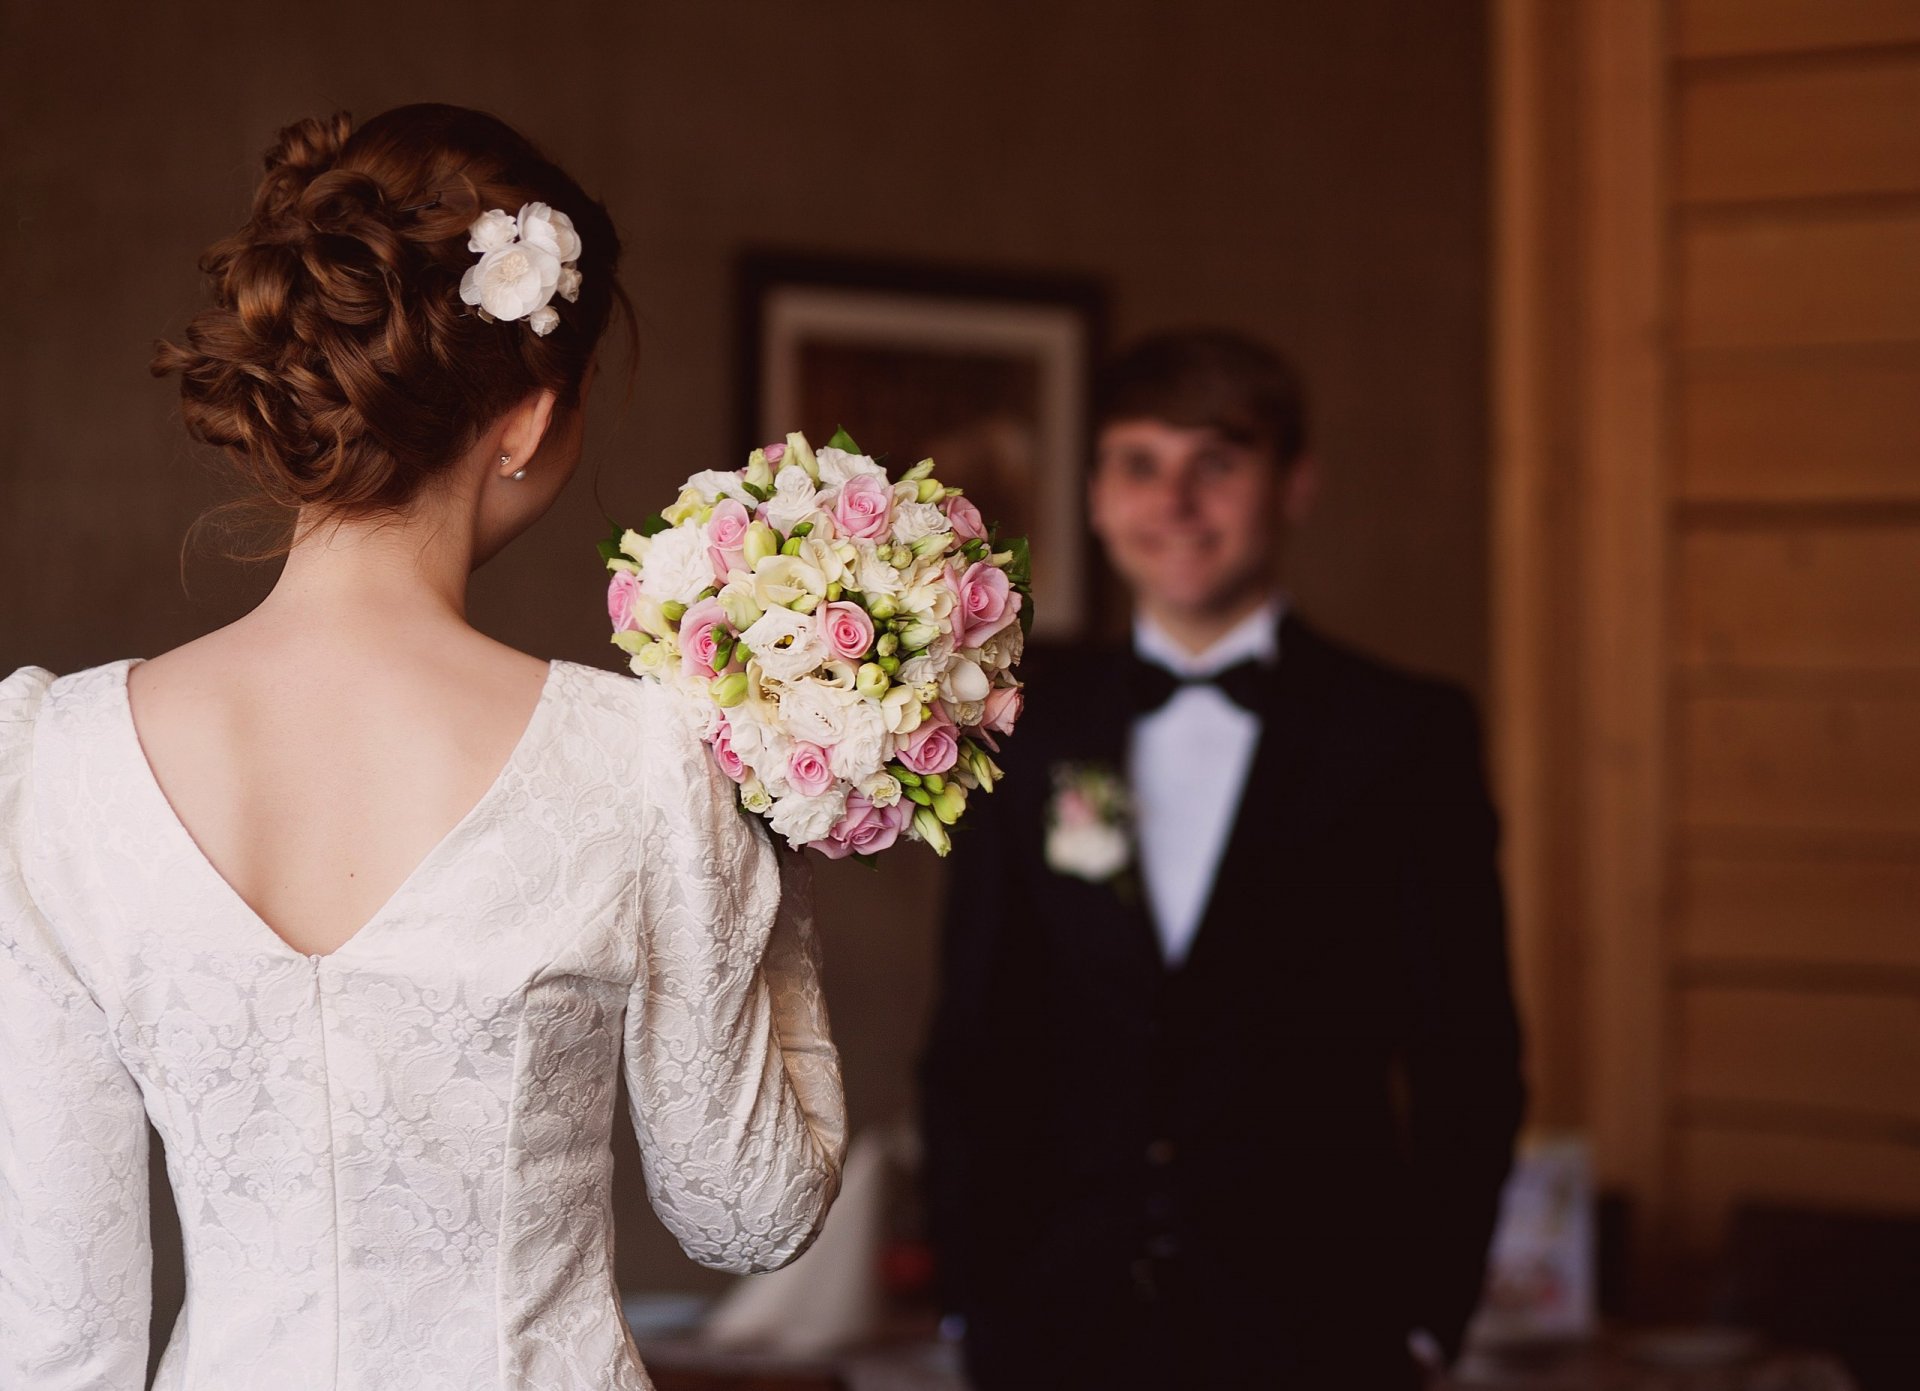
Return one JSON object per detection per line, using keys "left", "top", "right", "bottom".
{"left": 259, "top": 497, "right": 475, "bottom": 633}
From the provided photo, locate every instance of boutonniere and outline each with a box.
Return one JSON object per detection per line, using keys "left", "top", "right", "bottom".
{"left": 1045, "top": 760, "right": 1135, "bottom": 889}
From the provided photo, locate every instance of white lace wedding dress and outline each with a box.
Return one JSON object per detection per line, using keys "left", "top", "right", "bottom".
{"left": 0, "top": 659, "right": 846, "bottom": 1390}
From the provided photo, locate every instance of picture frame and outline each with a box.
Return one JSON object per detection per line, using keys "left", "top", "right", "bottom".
{"left": 737, "top": 252, "right": 1107, "bottom": 641}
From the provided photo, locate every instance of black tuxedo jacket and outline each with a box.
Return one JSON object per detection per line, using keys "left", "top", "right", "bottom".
{"left": 919, "top": 613, "right": 1525, "bottom": 1389}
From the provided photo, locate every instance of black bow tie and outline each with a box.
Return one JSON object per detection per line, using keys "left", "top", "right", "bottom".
{"left": 1124, "top": 653, "right": 1273, "bottom": 714}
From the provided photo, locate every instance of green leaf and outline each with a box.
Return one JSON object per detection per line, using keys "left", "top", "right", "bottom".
{"left": 638, "top": 512, "right": 672, "bottom": 538}
{"left": 741, "top": 481, "right": 772, "bottom": 503}
{"left": 1003, "top": 535, "right": 1032, "bottom": 588}
{"left": 1018, "top": 590, "right": 1036, "bottom": 638}
{"left": 826, "top": 426, "right": 861, "bottom": 454}
{"left": 595, "top": 522, "right": 626, "bottom": 563}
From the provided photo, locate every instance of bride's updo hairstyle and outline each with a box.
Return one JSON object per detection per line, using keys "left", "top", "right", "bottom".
{"left": 155, "top": 103, "right": 624, "bottom": 523}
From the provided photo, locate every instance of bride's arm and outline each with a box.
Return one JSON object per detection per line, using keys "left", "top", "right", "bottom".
{"left": 0, "top": 668, "right": 152, "bottom": 1389}
{"left": 622, "top": 689, "right": 847, "bottom": 1274}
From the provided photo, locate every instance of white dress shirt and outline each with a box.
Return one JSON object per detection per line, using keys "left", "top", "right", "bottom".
{"left": 1127, "top": 597, "right": 1285, "bottom": 966}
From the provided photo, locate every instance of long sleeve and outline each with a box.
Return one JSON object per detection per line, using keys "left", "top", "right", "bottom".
{"left": 623, "top": 690, "right": 846, "bottom": 1275}
{"left": 1401, "top": 686, "right": 1527, "bottom": 1360}
{"left": 0, "top": 667, "right": 152, "bottom": 1389}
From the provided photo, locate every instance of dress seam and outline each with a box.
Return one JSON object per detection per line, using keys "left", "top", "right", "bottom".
{"left": 311, "top": 954, "right": 343, "bottom": 1390}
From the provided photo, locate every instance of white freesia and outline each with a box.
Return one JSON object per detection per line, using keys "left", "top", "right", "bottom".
{"left": 637, "top": 523, "right": 715, "bottom": 605}
{"left": 815, "top": 447, "right": 887, "bottom": 486}
{"left": 899, "top": 577, "right": 957, "bottom": 621}
{"left": 460, "top": 241, "right": 561, "bottom": 322}
{"left": 467, "top": 209, "right": 519, "bottom": 254}
{"left": 890, "top": 501, "right": 951, "bottom": 545}
{"left": 795, "top": 536, "right": 849, "bottom": 588}
{"left": 740, "top": 607, "right": 827, "bottom": 682}
{"left": 516, "top": 202, "right": 582, "bottom": 262}
{"left": 827, "top": 699, "right": 890, "bottom": 781}
{"left": 769, "top": 787, "right": 849, "bottom": 848}
{"left": 740, "top": 776, "right": 773, "bottom": 814}
{"left": 941, "top": 655, "right": 991, "bottom": 704}
{"left": 880, "top": 684, "right": 926, "bottom": 736}
{"left": 749, "top": 555, "right": 829, "bottom": 611}
{"left": 761, "top": 465, "right": 822, "bottom": 535}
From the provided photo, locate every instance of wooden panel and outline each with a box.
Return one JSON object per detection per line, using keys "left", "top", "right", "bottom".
{"left": 1677, "top": 854, "right": 1920, "bottom": 969}
{"left": 1680, "top": 212, "right": 1920, "bottom": 348}
{"left": 1678, "top": 986, "right": 1920, "bottom": 1121}
{"left": 1677, "top": 55, "right": 1920, "bottom": 203}
{"left": 1677, "top": 522, "right": 1920, "bottom": 669}
{"left": 1677, "top": 353, "right": 1920, "bottom": 501}
{"left": 1680, "top": 693, "right": 1920, "bottom": 833}
{"left": 1675, "top": 0, "right": 1920, "bottom": 58}
{"left": 1676, "top": 1125, "right": 1920, "bottom": 1248}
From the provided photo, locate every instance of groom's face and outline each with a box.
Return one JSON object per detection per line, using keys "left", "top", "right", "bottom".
{"left": 1090, "top": 418, "right": 1308, "bottom": 620}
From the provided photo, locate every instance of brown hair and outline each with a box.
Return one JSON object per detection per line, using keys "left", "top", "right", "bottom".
{"left": 1093, "top": 328, "right": 1308, "bottom": 466}
{"left": 154, "top": 103, "right": 626, "bottom": 535}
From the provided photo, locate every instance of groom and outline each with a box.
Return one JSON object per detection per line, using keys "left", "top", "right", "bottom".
{"left": 920, "top": 330, "right": 1525, "bottom": 1389}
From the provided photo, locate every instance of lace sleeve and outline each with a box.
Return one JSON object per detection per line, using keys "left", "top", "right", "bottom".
{"left": 0, "top": 667, "right": 152, "bottom": 1388}
{"left": 623, "top": 688, "right": 846, "bottom": 1274}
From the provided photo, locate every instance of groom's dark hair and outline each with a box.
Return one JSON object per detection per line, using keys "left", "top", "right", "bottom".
{"left": 1093, "top": 328, "right": 1309, "bottom": 468}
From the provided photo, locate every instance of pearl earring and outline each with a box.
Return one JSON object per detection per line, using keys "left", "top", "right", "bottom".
{"left": 512, "top": 469, "right": 527, "bottom": 481}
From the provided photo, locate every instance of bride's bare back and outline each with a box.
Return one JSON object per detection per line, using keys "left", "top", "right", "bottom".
{"left": 128, "top": 626, "right": 552, "bottom": 957}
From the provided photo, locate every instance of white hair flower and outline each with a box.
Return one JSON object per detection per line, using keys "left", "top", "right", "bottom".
{"left": 459, "top": 202, "right": 583, "bottom": 335}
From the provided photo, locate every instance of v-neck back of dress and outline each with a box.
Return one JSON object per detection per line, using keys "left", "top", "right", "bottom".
{"left": 114, "top": 658, "right": 560, "bottom": 963}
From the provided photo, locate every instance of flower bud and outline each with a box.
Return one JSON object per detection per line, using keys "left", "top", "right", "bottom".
{"left": 791, "top": 592, "right": 822, "bottom": 614}
{"left": 901, "top": 457, "right": 937, "bottom": 483}
{"left": 891, "top": 765, "right": 923, "bottom": 788}
{"left": 912, "top": 806, "right": 952, "bottom": 856}
{"left": 745, "top": 448, "right": 775, "bottom": 491}
{"left": 825, "top": 581, "right": 844, "bottom": 602}
{"left": 742, "top": 521, "right": 779, "bottom": 568}
{"left": 931, "top": 783, "right": 967, "bottom": 825}
{"left": 711, "top": 672, "right": 749, "bottom": 707}
{"left": 905, "top": 785, "right": 934, "bottom": 807}
{"left": 660, "top": 600, "right": 688, "bottom": 624}
{"left": 923, "top": 773, "right": 946, "bottom": 795}
{"left": 899, "top": 621, "right": 940, "bottom": 652}
{"left": 781, "top": 536, "right": 806, "bottom": 558}
{"left": 878, "top": 654, "right": 901, "bottom": 676}
{"left": 709, "top": 639, "right": 734, "bottom": 675}
{"left": 915, "top": 478, "right": 944, "bottom": 504}
{"left": 867, "top": 596, "right": 899, "bottom": 621}
{"left": 786, "top": 431, "right": 819, "bottom": 482}
{"left": 856, "top": 662, "right": 891, "bottom": 700}
{"left": 611, "top": 631, "right": 652, "bottom": 656}
{"left": 889, "top": 549, "right": 914, "bottom": 570}
{"left": 721, "top": 589, "right": 763, "bottom": 631}
{"left": 877, "top": 632, "right": 899, "bottom": 658}
{"left": 910, "top": 533, "right": 951, "bottom": 559}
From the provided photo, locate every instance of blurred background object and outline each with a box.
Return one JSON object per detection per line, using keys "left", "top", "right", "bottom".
{"left": 3, "top": 0, "right": 1916, "bottom": 1387}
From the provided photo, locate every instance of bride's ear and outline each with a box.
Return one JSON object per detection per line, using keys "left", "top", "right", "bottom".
{"left": 493, "top": 390, "right": 560, "bottom": 480}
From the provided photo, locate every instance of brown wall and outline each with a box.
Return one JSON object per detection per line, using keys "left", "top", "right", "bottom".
{"left": 1, "top": 0, "right": 1489, "bottom": 1299}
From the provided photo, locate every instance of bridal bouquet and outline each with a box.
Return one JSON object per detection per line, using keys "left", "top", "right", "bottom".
{"left": 602, "top": 430, "right": 1029, "bottom": 859}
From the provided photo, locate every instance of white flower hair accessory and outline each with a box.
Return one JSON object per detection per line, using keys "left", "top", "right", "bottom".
{"left": 459, "top": 202, "right": 583, "bottom": 337}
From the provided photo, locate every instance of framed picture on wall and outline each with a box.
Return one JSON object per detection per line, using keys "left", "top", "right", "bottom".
{"left": 737, "top": 253, "right": 1106, "bottom": 641}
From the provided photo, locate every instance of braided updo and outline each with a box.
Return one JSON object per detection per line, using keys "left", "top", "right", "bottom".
{"left": 154, "top": 103, "right": 624, "bottom": 522}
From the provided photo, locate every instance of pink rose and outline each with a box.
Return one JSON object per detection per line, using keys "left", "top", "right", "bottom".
{"left": 676, "top": 598, "right": 730, "bottom": 678}
{"left": 952, "top": 560, "right": 1017, "bottom": 648}
{"left": 608, "top": 570, "right": 642, "bottom": 633}
{"left": 787, "top": 742, "right": 835, "bottom": 798}
{"left": 829, "top": 473, "right": 893, "bottom": 542}
{"left": 709, "top": 717, "right": 748, "bottom": 783}
{"left": 897, "top": 711, "right": 959, "bottom": 776}
{"left": 819, "top": 600, "right": 876, "bottom": 662}
{"left": 763, "top": 441, "right": 787, "bottom": 463}
{"left": 979, "top": 684, "right": 1023, "bottom": 746}
{"left": 944, "top": 495, "right": 986, "bottom": 542}
{"left": 706, "top": 498, "right": 751, "bottom": 584}
{"left": 810, "top": 791, "right": 912, "bottom": 860}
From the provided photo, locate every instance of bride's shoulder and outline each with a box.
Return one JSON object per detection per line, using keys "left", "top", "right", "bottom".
{"left": 2, "top": 660, "right": 134, "bottom": 731}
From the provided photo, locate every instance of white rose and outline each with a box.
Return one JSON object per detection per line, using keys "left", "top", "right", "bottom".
{"left": 1047, "top": 821, "right": 1131, "bottom": 882}
{"left": 460, "top": 241, "right": 561, "bottom": 322}
{"left": 859, "top": 771, "right": 903, "bottom": 808}
{"left": 637, "top": 523, "right": 715, "bottom": 605}
{"left": 556, "top": 265, "right": 582, "bottom": 303}
{"left": 740, "top": 607, "right": 828, "bottom": 683}
{"left": 827, "top": 699, "right": 890, "bottom": 782}
{"left": 890, "top": 501, "right": 951, "bottom": 546}
{"left": 762, "top": 465, "right": 823, "bottom": 535}
{"left": 467, "top": 209, "right": 519, "bottom": 254}
{"left": 853, "top": 545, "right": 907, "bottom": 597}
{"left": 517, "top": 202, "right": 582, "bottom": 263}
{"left": 769, "top": 786, "right": 849, "bottom": 848}
{"left": 815, "top": 447, "right": 887, "bottom": 486}
{"left": 528, "top": 305, "right": 560, "bottom": 336}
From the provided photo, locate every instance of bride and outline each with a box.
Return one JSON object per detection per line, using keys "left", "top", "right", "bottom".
{"left": 0, "top": 104, "right": 844, "bottom": 1389}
